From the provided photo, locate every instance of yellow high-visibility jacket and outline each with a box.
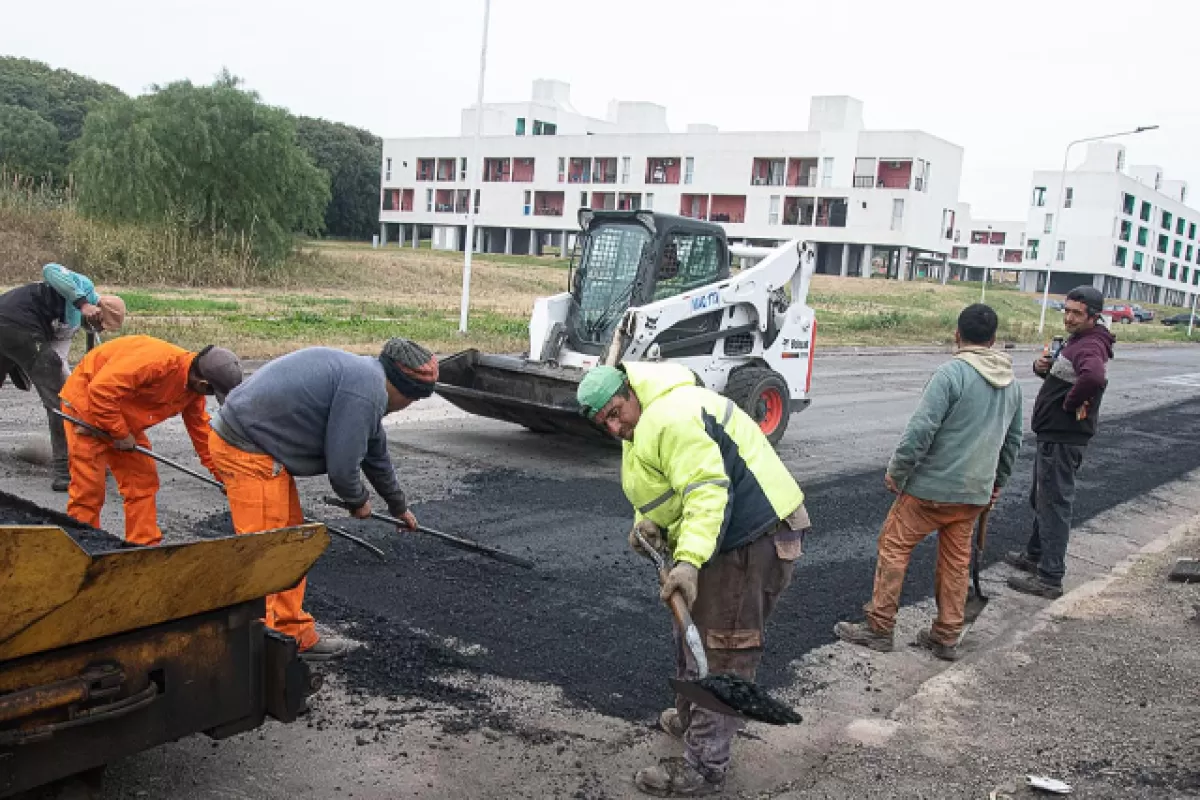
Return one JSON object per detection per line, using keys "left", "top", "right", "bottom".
{"left": 621, "top": 362, "right": 805, "bottom": 567}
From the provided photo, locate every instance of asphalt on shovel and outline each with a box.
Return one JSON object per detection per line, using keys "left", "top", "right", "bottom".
{"left": 52, "top": 408, "right": 388, "bottom": 561}
{"left": 635, "top": 532, "right": 802, "bottom": 726}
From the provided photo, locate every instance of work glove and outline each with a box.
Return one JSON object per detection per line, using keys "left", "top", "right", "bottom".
{"left": 629, "top": 519, "right": 666, "bottom": 558}
{"left": 660, "top": 561, "right": 699, "bottom": 609}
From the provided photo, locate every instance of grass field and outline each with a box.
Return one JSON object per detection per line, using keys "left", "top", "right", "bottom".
{"left": 24, "top": 244, "right": 1197, "bottom": 359}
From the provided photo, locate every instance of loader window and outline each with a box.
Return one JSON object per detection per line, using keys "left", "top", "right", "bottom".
{"left": 574, "top": 223, "right": 652, "bottom": 343}
{"left": 653, "top": 234, "right": 721, "bottom": 300}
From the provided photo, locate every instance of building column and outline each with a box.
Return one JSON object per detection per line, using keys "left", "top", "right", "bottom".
{"left": 396, "top": 224, "right": 405, "bottom": 247}
{"left": 379, "top": 223, "right": 388, "bottom": 247}
{"left": 860, "top": 244, "right": 873, "bottom": 278}
{"left": 1121, "top": 278, "right": 1132, "bottom": 300}
{"left": 839, "top": 244, "right": 850, "bottom": 278}
{"left": 941, "top": 253, "right": 950, "bottom": 285}
{"left": 897, "top": 247, "right": 909, "bottom": 282}
{"left": 475, "top": 226, "right": 484, "bottom": 254}
{"left": 505, "top": 228, "right": 513, "bottom": 255}
{"left": 412, "top": 224, "right": 419, "bottom": 248}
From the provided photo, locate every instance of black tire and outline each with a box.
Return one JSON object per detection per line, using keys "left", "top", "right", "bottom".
{"left": 725, "top": 366, "right": 790, "bottom": 446}
{"left": 1121, "top": 317, "right": 1132, "bottom": 324}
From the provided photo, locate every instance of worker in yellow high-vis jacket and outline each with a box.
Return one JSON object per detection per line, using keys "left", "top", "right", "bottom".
{"left": 578, "top": 362, "right": 811, "bottom": 798}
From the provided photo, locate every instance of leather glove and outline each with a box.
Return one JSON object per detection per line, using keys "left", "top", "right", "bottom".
{"left": 629, "top": 519, "right": 666, "bottom": 558}
{"left": 660, "top": 562, "right": 699, "bottom": 609}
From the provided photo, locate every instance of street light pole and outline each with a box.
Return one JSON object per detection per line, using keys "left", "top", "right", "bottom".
{"left": 459, "top": 0, "right": 492, "bottom": 334}
{"left": 1037, "top": 125, "right": 1159, "bottom": 335}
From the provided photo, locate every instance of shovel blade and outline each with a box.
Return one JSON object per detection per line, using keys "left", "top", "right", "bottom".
{"left": 963, "top": 592, "right": 989, "bottom": 625}
{"left": 669, "top": 678, "right": 747, "bottom": 720}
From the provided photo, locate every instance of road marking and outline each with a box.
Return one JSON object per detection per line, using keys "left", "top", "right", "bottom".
{"left": 1159, "top": 373, "right": 1200, "bottom": 387}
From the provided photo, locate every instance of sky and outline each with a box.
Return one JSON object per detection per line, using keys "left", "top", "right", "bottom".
{"left": 3, "top": 0, "right": 1194, "bottom": 220}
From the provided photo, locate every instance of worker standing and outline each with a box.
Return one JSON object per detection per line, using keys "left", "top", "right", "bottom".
{"left": 577, "top": 362, "right": 810, "bottom": 797}
{"left": 1006, "top": 286, "right": 1114, "bottom": 599}
{"left": 0, "top": 263, "right": 125, "bottom": 491}
{"left": 60, "top": 335, "right": 243, "bottom": 545}
{"left": 834, "top": 305, "right": 1023, "bottom": 661}
{"left": 209, "top": 340, "right": 435, "bottom": 662}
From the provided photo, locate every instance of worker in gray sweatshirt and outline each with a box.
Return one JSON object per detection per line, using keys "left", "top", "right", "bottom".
{"left": 209, "top": 338, "right": 438, "bottom": 661}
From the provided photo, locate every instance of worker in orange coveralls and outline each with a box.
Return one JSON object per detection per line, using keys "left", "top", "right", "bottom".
{"left": 60, "top": 335, "right": 243, "bottom": 545}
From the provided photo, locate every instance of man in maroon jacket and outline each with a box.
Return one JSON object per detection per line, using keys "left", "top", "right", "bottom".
{"left": 1006, "top": 285, "right": 1115, "bottom": 598}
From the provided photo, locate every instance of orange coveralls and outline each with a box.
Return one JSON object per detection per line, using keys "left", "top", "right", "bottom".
{"left": 60, "top": 335, "right": 217, "bottom": 545}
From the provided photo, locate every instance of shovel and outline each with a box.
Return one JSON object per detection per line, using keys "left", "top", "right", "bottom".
{"left": 635, "top": 532, "right": 802, "bottom": 726}
{"left": 958, "top": 506, "right": 992, "bottom": 644}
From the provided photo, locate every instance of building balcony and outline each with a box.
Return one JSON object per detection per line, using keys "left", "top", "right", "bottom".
{"left": 852, "top": 175, "right": 874, "bottom": 189}
{"left": 512, "top": 158, "right": 535, "bottom": 182}
{"left": 709, "top": 194, "right": 746, "bottom": 224}
{"left": 646, "top": 157, "right": 681, "bottom": 184}
{"left": 787, "top": 158, "right": 818, "bottom": 187}
{"left": 534, "top": 191, "right": 565, "bottom": 217}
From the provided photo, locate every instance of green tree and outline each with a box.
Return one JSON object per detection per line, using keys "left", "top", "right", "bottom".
{"left": 0, "top": 57, "right": 124, "bottom": 177}
{"left": 71, "top": 74, "right": 330, "bottom": 262}
{"left": 295, "top": 116, "right": 382, "bottom": 239}
{"left": 0, "top": 103, "right": 63, "bottom": 176}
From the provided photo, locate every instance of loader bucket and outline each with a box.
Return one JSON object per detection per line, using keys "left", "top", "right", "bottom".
{"left": 435, "top": 350, "right": 610, "bottom": 440}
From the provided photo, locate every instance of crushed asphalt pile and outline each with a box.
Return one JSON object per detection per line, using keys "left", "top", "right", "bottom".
{"left": 0, "top": 490, "right": 124, "bottom": 553}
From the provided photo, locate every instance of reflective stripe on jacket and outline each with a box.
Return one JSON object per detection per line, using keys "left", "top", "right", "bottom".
{"left": 620, "top": 362, "right": 805, "bottom": 568}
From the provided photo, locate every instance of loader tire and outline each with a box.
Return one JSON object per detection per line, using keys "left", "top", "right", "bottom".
{"left": 725, "top": 366, "right": 790, "bottom": 446}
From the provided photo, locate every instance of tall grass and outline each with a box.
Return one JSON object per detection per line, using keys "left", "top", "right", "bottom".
{"left": 0, "top": 168, "right": 325, "bottom": 287}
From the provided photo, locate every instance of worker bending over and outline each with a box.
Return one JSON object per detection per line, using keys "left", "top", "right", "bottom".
{"left": 0, "top": 263, "right": 125, "bottom": 491}
{"left": 61, "top": 335, "right": 243, "bottom": 545}
{"left": 577, "top": 362, "right": 810, "bottom": 797}
{"left": 209, "top": 339, "right": 436, "bottom": 662}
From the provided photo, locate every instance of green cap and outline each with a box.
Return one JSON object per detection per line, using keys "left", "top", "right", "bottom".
{"left": 576, "top": 366, "right": 625, "bottom": 419}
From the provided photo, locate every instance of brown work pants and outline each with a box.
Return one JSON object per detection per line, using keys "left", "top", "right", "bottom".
{"left": 674, "top": 525, "right": 799, "bottom": 779}
{"left": 864, "top": 494, "right": 984, "bottom": 645}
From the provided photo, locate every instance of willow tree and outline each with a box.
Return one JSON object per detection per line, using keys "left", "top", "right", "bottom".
{"left": 72, "top": 72, "right": 329, "bottom": 262}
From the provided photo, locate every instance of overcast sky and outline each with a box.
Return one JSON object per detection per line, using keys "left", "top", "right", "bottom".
{"left": 3, "top": 0, "right": 1193, "bottom": 219}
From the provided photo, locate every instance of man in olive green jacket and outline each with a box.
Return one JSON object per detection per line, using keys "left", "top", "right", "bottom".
{"left": 578, "top": 361, "right": 810, "bottom": 797}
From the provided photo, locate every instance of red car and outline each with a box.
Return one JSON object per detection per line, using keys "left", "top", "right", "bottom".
{"left": 1104, "top": 304, "right": 1137, "bottom": 324}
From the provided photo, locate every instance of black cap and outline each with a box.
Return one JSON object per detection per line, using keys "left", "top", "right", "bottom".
{"left": 1066, "top": 285, "right": 1104, "bottom": 317}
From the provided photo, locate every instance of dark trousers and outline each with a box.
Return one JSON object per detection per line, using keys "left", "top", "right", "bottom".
{"left": 1024, "top": 440, "right": 1085, "bottom": 586}
{"left": 673, "top": 525, "right": 798, "bottom": 778}
{"left": 0, "top": 324, "right": 68, "bottom": 478}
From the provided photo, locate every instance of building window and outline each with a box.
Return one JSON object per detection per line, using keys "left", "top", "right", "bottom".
{"left": 385, "top": 157, "right": 392, "bottom": 181}
{"left": 645, "top": 192, "right": 654, "bottom": 210}
{"left": 1152, "top": 257, "right": 1165, "bottom": 277}
{"left": 1174, "top": 240, "right": 1183, "bottom": 258}
{"left": 1117, "top": 149, "right": 1126, "bottom": 171}
{"left": 1064, "top": 187, "right": 1074, "bottom": 208}
{"left": 1056, "top": 241, "right": 1066, "bottom": 262}
{"left": 1170, "top": 262, "right": 1179, "bottom": 280}
{"left": 768, "top": 195, "right": 780, "bottom": 225}
{"left": 1183, "top": 266, "right": 1191, "bottom": 284}
{"left": 1162, "top": 210, "right": 1173, "bottom": 230}
{"left": 557, "top": 157, "right": 565, "bottom": 183}
{"left": 1188, "top": 245, "right": 1194, "bottom": 261}
{"left": 1140, "top": 201, "right": 1152, "bottom": 221}
{"left": 1178, "top": 217, "right": 1187, "bottom": 236}
{"left": 952, "top": 246, "right": 969, "bottom": 259}
{"left": 1032, "top": 186, "right": 1046, "bottom": 207}
{"left": 620, "top": 157, "right": 630, "bottom": 184}
{"left": 532, "top": 120, "right": 557, "bottom": 136}
{"left": 1026, "top": 239, "right": 1040, "bottom": 260}
{"left": 515, "top": 117, "right": 526, "bottom": 136}
{"left": 1158, "top": 234, "right": 1169, "bottom": 254}
{"left": 523, "top": 190, "right": 532, "bottom": 216}
{"left": 460, "top": 158, "right": 468, "bottom": 182}
{"left": 425, "top": 188, "right": 433, "bottom": 212}
{"left": 1119, "top": 220, "right": 1132, "bottom": 241}
{"left": 1122, "top": 193, "right": 1136, "bottom": 215}
{"left": 1133, "top": 251, "right": 1144, "bottom": 272}
{"left": 1138, "top": 226, "right": 1149, "bottom": 246}
{"left": 580, "top": 191, "right": 588, "bottom": 208}
{"left": 971, "top": 230, "right": 989, "bottom": 244}
{"left": 1114, "top": 246, "right": 1127, "bottom": 267}
{"left": 891, "top": 199, "right": 904, "bottom": 231}
{"left": 1190, "top": 222, "right": 1197, "bottom": 240}
{"left": 820, "top": 158, "right": 833, "bottom": 188}
{"left": 684, "top": 157, "right": 694, "bottom": 185}
{"left": 1044, "top": 213, "right": 1053, "bottom": 234}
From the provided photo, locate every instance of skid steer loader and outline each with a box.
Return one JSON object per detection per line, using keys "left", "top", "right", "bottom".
{"left": 436, "top": 210, "right": 817, "bottom": 444}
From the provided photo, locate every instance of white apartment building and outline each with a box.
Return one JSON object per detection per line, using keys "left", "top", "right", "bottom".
{"left": 1019, "top": 142, "right": 1199, "bottom": 306}
{"left": 379, "top": 81, "right": 965, "bottom": 280}
{"left": 946, "top": 204, "right": 1027, "bottom": 283}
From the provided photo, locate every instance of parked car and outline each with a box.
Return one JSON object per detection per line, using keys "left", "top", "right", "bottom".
{"left": 1161, "top": 313, "right": 1200, "bottom": 326}
{"left": 1132, "top": 304, "right": 1154, "bottom": 322}
{"left": 1104, "top": 304, "right": 1137, "bottom": 324}
{"left": 1033, "top": 298, "right": 1065, "bottom": 310}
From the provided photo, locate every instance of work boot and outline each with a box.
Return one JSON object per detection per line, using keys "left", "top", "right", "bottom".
{"left": 915, "top": 628, "right": 961, "bottom": 662}
{"left": 634, "top": 757, "right": 723, "bottom": 797}
{"left": 1003, "top": 551, "right": 1038, "bottom": 575}
{"left": 299, "top": 636, "right": 352, "bottom": 662}
{"left": 659, "top": 708, "right": 686, "bottom": 739}
{"left": 1007, "top": 575, "right": 1064, "bottom": 599}
{"left": 833, "top": 620, "right": 894, "bottom": 652}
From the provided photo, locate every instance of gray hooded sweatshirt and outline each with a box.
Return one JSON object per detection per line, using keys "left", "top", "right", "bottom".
{"left": 887, "top": 347, "right": 1024, "bottom": 506}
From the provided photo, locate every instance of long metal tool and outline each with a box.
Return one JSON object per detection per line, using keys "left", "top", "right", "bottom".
{"left": 958, "top": 506, "right": 993, "bottom": 645}
{"left": 52, "top": 408, "right": 386, "bottom": 561}
{"left": 322, "top": 496, "right": 534, "bottom": 569}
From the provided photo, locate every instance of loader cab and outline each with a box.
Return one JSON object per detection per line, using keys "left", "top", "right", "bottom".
{"left": 566, "top": 210, "right": 730, "bottom": 356}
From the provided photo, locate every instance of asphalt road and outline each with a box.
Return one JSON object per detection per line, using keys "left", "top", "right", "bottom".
{"left": 5, "top": 343, "right": 1200, "bottom": 797}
